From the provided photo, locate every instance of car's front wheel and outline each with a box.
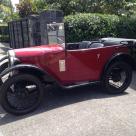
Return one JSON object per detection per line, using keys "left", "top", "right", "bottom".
{"left": 0, "top": 74, "right": 44, "bottom": 115}
{"left": 103, "top": 61, "right": 132, "bottom": 94}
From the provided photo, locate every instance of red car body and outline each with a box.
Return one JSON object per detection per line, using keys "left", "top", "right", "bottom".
{"left": 1, "top": 21, "right": 136, "bottom": 115}
{"left": 0, "top": 37, "right": 135, "bottom": 115}
{"left": 14, "top": 42, "right": 129, "bottom": 86}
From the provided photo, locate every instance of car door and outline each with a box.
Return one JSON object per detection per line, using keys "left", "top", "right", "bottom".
{"left": 65, "top": 48, "right": 101, "bottom": 83}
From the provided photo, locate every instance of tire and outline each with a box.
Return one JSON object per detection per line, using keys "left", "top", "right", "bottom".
{"left": 103, "top": 61, "right": 132, "bottom": 94}
{"left": 0, "top": 74, "right": 44, "bottom": 115}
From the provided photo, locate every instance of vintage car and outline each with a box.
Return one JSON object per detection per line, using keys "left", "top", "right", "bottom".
{"left": 0, "top": 23, "right": 136, "bottom": 115}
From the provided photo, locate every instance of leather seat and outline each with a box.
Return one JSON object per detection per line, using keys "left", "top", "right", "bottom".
{"left": 79, "top": 41, "right": 91, "bottom": 49}
{"left": 89, "top": 43, "right": 104, "bottom": 48}
{"left": 79, "top": 41, "right": 104, "bottom": 49}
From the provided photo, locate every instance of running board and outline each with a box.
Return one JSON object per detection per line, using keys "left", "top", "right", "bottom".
{"left": 61, "top": 81, "right": 100, "bottom": 89}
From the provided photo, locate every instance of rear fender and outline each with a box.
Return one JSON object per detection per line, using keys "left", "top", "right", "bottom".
{"left": 101, "top": 53, "right": 135, "bottom": 80}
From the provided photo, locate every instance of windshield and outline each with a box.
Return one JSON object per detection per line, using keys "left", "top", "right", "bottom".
{"left": 47, "top": 23, "right": 65, "bottom": 48}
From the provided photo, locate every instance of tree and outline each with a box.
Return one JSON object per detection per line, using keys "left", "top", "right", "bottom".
{"left": 16, "top": 0, "right": 136, "bottom": 18}
{"left": 44, "top": 0, "right": 131, "bottom": 15}
{"left": 16, "top": 0, "right": 48, "bottom": 17}
{"left": 16, "top": 0, "right": 36, "bottom": 18}
{"left": 0, "top": 0, "right": 14, "bottom": 22}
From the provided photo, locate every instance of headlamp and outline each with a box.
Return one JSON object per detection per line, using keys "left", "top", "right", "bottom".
{"left": 8, "top": 50, "right": 16, "bottom": 67}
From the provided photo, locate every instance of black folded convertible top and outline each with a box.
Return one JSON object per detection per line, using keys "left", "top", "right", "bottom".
{"left": 101, "top": 37, "right": 136, "bottom": 46}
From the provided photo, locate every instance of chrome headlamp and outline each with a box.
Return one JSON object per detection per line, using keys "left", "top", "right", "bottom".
{"left": 8, "top": 50, "right": 16, "bottom": 67}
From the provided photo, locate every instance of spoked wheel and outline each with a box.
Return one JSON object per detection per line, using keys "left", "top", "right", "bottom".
{"left": 0, "top": 74, "right": 44, "bottom": 115}
{"left": 103, "top": 62, "right": 132, "bottom": 94}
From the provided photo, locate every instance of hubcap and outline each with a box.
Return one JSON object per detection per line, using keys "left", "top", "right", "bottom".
{"left": 108, "top": 67, "right": 127, "bottom": 88}
{"left": 6, "top": 80, "right": 39, "bottom": 110}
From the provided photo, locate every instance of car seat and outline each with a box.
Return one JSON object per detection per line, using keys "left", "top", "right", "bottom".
{"left": 79, "top": 41, "right": 92, "bottom": 49}
{"left": 89, "top": 43, "right": 104, "bottom": 48}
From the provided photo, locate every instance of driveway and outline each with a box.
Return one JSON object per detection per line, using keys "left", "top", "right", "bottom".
{"left": 0, "top": 72, "right": 136, "bottom": 136}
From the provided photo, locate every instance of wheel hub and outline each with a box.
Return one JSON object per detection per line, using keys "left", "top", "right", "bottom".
{"left": 112, "top": 73, "right": 121, "bottom": 82}
{"left": 109, "top": 69, "right": 127, "bottom": 88}
{"left": 15, "top": 88, "right": 29, "bottom": 99}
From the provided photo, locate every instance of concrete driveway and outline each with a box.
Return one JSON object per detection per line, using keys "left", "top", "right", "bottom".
{"left": 0, "top": 72, "right": 136, "bottom": 136}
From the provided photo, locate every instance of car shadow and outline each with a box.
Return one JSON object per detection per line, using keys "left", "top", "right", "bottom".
{"left": 0, "top": 84, "right": 128, "bottom": 126}
{"left": 130, "top": 71, "right": 136, "bottom": 90}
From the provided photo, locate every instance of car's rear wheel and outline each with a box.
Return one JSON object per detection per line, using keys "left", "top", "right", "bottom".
{"left": 103, "top": 61, "right": 132, "bottom": 94}
{"left": 0, "top": 74, "right": 44, "bottom": 115}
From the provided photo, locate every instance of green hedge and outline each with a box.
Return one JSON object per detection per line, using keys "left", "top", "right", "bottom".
{"left": 1, "top": 13, "right": 136, "bottom": 44}
{"left": 116, "top": 16, "right": 136, "bottom": 39}
{"left": 0, "top": 25, "right": 9, "bottom": 35}
{"left": 0, "top": 35, "right": 9, "bottom": 42}
{"left": 0, "top": 25, "right": 9, "bottom": 42}
{"left": 64, "top": 13, "right": 120, "bottom": 42}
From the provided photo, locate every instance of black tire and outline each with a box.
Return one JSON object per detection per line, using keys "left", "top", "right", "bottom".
{"left": 0, "top": 74, "right": 44, "bottom": 115}
{"left": 103, "top": 61, "right": 132, "bottom": 94}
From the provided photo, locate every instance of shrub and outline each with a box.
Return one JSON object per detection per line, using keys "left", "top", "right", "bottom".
{"left": 0, "top": 35, "right": 9, "bottom": 42}
{"left": 64, "top": 13, "right": 119, "bottom": 42}
{"left": 0, "top": 25, "right": 9, "bottom": 42}
{"left": 116, "top": 16, "right": 136, "bottom": 39}
{"left": 0, "top": 25, "right": 9, "bottom": 35}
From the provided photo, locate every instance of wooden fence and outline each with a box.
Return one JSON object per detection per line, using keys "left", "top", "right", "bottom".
{"left": 8, "top": 10, "right": 63, "bottom": 49}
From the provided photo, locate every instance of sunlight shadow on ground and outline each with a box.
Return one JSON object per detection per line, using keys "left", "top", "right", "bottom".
{"left": 130, "top": 71, "right": 136, "bottom": 90}
{"left": 0, "top": 84, "right": 128, "bottom": 126}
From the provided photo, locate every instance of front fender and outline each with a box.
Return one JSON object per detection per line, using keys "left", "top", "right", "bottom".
{"left": 0, "top": 64, "right": 57, "bottom": 83}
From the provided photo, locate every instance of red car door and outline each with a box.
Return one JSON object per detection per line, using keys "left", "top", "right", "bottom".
{"left": 65, "top": 48, "right": 101, "bottom": 83}
{"left": 42, "top": 45, "right": 128, "bottom": 85}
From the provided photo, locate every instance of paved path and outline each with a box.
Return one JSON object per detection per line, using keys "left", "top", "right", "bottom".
{"left": 0, "top": 73, "right": 136, "bottom": 136}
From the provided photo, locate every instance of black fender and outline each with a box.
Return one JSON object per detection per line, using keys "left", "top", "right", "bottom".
{"left": 101, "top": 53, "right": 135, "bottom": 79}
{"left": 0, "top": 64, "right": 57, "bottom": 83}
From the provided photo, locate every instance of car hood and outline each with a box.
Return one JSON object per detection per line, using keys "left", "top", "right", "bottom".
{"left": 14, "top": 44, "right": 64, "bottom": 58}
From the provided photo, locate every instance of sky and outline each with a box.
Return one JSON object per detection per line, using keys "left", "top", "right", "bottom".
{"left": 11, "top": 0, "right": 19, "bottom": 8}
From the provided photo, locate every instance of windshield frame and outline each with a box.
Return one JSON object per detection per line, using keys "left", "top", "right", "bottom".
{"left": 47, "top": 23, "right": 65, "bottom": 49}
